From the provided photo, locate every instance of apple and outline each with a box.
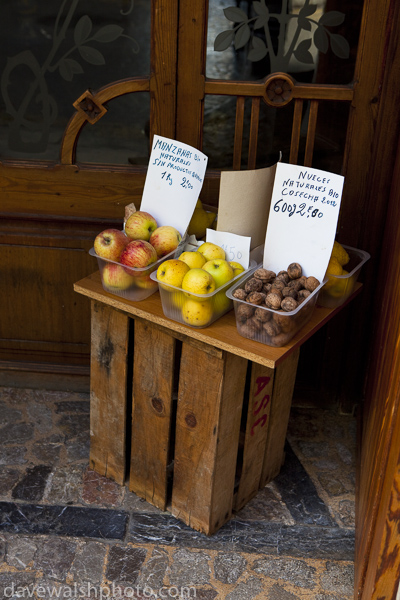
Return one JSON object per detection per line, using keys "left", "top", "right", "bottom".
{"left": 202, "top": 259, "right": 234, "bottom": 289}
{"left": 102, "top": 262, "right": 134, "bottom": 291}
{"left": 213, "top": 289, "right": 232, "bottom": 315}
{"left": 179, "top": 251, "right": 206, "bottom": 269}
{"left": 181, "top": 268, "right": 216, "bottom": 299}
{"left": 149, "top": 226, "right": 182, "bottom": 258}
{"left": 94, "top": 229, "right": 129, "bottom": 261}
{"left": 135, "top": 274, "right": 158, "bottom": 290}
{"left": 125, "top": 211, "right": 158, "bottom": 241}
{"left": 156, "top": 259, "right": 190, "bottom": 289}
{"left": 197, "top": 242, "right": 226, "bottom": 262}
{"left": 182, "top": 297, "right": 213, "bottom": 327}
{"left": 229, "top": 261, "right": 245, "bottom": 278}
{"left": 120, "top": 240, "right": 158, "bottom": 270}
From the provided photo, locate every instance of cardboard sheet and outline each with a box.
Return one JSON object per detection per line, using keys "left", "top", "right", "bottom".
{"left": 216, "top": 161, "right": 279, "bottom": 250}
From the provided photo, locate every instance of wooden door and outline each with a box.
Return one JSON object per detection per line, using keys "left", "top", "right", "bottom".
{"left": 0, "top": 1, "right": 178, "bottom": 383}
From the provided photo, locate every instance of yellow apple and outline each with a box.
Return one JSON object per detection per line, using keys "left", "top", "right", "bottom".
{"left": 156, "top": 259, "right": 190, "bottom": 289}
{"left": 202, "top": 259, "right": 234, "bottom": 289}
{"left": 181, "top": 268, "right": 216, "bottom": 299}
{"left": 179, "top": 250, "right": 206, "bottom": 269}
{"left": 229, "top": 261, "right": 245, "bottom": 278}
{"left": 197, "top": 242, "right": 226, "bottom": 262}
{"left": 182, "top": 298, "right": 213, "bottom": 327}
{"left": 213, "top": 289, "right": 232, "bottom": 315}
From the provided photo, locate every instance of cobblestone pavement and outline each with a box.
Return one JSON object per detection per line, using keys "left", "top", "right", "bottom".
{"left": 0, "top": 386, "right": 356, "bottom": 599}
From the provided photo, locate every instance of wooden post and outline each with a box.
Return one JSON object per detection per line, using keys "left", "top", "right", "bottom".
{"left": 89, "top": 301, "right": 130, "bottom": 485}
{"left": 129, "top": 319, "right": 176, "bottom": 510}
{"left": 171, "top": 341, "right": 248, "bottom": 535}
{"left": 260, "top": 348, "right": 300, "bottom": 486}
{"left": 234, "top": 362, "right": 275, "bottom": 511}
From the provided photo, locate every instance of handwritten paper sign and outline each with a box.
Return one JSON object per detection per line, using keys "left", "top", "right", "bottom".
{"left": 263, "top": 163, "right": 344, "bottom": 281}
{"left": 205, "top": 229, "right": 251, "bottom": 268}
{"left": 140, "top": 135, "right": 208, "bottom": 236}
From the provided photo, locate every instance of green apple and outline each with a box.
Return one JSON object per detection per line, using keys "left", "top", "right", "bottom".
{"left": 229, "top": 261, "right": 245, "bottom": 278}
{"left": 197, "top": 241, "right": 226, "bottom": 262}
{"left": 182, "top": 297, "right": 213, "bottom": 327}
{"left": 181, "top": 268, "right": 216, "bottom": 299}
{"left": 179, "top": 250, "right": 206, "bottom": 269}
{"left": 202, "top": 259, "right": 234, "bottom": 289}
{"left": 156, "top": 259, "right": 190, "bottom": 289}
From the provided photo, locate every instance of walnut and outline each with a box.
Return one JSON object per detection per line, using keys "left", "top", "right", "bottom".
{"left": 233, "top": 288, "right": 248, "bottom": 301}
{"left": 305, "top": 276, "right": 320, "bottom": 292}
{"left": 276, "top": 271, "right": 290, "bottom": 284}
{"left": 297, "top": 289, "right": 311, "bottom": 301}
{"left": 254, "top": 268, "right": 276, "bottom": 282}
{"left": 237, "top": 321, "right": 256, "bottom": 339}
{"left": 263, "top": 319, "right": 280, "bottom": 337}
{"left": 262, "top": 283, "right": 272, "bottom": 294}
{"left": 248, "top": 316, "right": 263, "bottom": 332}
{"left": 246, "top": 291, "right": 265, "bottom": 305}
{"left": 254, "top": 307, "right": 272, "bottom": 323}
{"left": 271, "top": 331, "right": 294, "bottom": 346}
{"left": 298, "top": 275, "right": 307, "bottom": 288}
{"left": 265, "top": 292, "right": 282, "bottom": 310}
{"left": 273, "top": 312, "right": 297, "bottom": 333}
{"left": 236, "top": 303, "right": 254, "bottom": 322}
{"left": 287, "top": 278, "right": 304, "bottom": 291}
{"left": 281, "top": 297, "right": 299, "bottom": 312}
{"left": 287, "top": 262, "right": 302, "bottom": 279}
{"left": 270, "top": 279, "right": 285, "bottom": 292}
{"left": 245, "top": 277, "right": 263, "bottom": 293}
{"left": 282, "top": 286, "right": 298, "bottom": 299}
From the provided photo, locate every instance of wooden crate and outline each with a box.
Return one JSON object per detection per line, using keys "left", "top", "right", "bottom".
{"left": 75, "top": 272, "right": 360, "bottom": 535}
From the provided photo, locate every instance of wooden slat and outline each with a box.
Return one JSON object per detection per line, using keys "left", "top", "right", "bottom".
{"left": 129, "top": 320, "right": 176, "bottom": 510}
{"left": 248, "top": 97, "right": 260, "bottom": 170}
{"left": 205, "top": 79, "right": 354, "bottom": 101}
{"left": 290, "top": 99, "right": 303, "bottom": 164}
{"left": 89, "top": 300, "right": 129, "bottom": 485}
{"left": 171, "top": 343, "right": 247, "bottom": 534}
{"left": 233, "top": 96, "right": 245, "bottom": 170}
{"left": 234, "top": 362, "right": 274, "bottom": 511}
{"left": 260, "top": 347, "right": 300, "bottom": 486}
{"left": 304, "top": 100, "right": 319, "bottom": 167}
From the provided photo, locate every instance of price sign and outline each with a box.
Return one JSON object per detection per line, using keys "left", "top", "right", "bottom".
{"left": 205, "top": 229, "right": 251, "bottom": 268}
{"left": 263, "top": 163, "right": 344, "bottom": 281}
{"left": 140, "top": 135, "right": 208, "bottom": 235}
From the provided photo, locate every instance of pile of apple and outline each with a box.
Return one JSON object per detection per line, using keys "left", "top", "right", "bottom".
{"left": 93, "top": 211, "right": 182, "bottom": 291}
{"left": 156, "top": 242, "right": 245, "bottom": 327}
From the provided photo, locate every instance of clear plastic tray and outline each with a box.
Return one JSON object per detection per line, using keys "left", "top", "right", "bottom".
{"left": 226, "top": 270, "right": 326, "bottom": 347}
{"left": 89, "top": 246, "right": 180, "bottom": 302}
{"left": 317, "top": 245, "right": 370, "bottom": 308}
{"left": 150, "top": 261, "right": 256, "bottom": 328}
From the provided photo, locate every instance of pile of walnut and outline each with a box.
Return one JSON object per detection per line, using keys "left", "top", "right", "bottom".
{"left": 233, "top": 263, "right": 320, "bottom": 346}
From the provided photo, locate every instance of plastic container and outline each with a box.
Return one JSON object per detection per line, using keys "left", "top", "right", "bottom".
{"left": 317, "top": 245, "right": 370, "bottom": 308}
{"left": 89, "top": 246, "right": 182, "bottom": 302}
{"left": 150, "top": 262, "right": 256, "bottom": 328}
{"left": 226, "top": 270, "right": 326, "bottom": 347}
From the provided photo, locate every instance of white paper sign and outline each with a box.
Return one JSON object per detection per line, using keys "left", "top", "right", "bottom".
{"left": 263, "top": 163, "right": 344, "bottom": 281}
{"left": 140, "top": 135, "right": 208, "bottom": 236}
{"left": 205, "top": 229, "right": 251, "bottom": 268}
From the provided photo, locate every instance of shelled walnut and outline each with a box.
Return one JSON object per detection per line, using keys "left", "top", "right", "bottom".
{"left": 233, "top": 263, "right": 321, "bottom": 347}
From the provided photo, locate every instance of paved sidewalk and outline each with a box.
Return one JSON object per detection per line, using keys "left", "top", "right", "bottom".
{"left": 0, "top": 386, "right": 356, "bottom": 599}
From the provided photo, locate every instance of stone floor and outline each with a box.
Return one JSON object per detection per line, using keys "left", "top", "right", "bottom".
{"left": 0, "top": 385, "right": 356, "bottom": 599}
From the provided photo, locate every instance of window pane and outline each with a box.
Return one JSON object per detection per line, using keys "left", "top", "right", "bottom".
{"left": 0, "top": 0, "right": 150, "bottom": 162}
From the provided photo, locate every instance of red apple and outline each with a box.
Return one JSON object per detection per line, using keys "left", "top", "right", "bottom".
{"left": 102, "top": 262, "right": 134, "bottom": 291}
{"left": 94, "top": 229, "right": 129, "bottom": 261}
{"left": 120, "top": 240, "right": 158, "bottom": 270}
{"left": 125, "top": 211, "right": 158, "bottom": 241}
{"left": 149, "top": 226, "right": 182, "bottom": 258}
